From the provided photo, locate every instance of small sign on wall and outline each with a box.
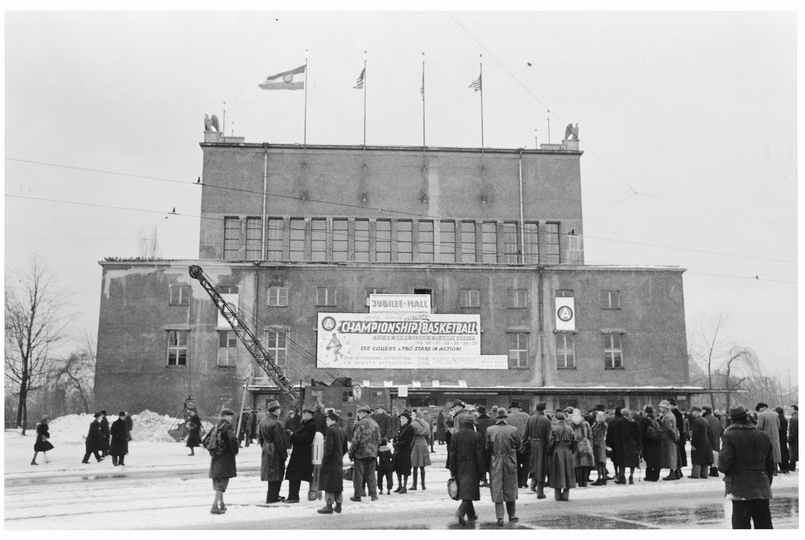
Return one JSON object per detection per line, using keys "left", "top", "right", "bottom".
{"left": 555, "top": 297, "right": 575, "bottom": 332}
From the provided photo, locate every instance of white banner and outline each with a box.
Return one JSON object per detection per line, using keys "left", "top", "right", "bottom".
{"left": 317, "top": 313, "right": 483, "bottom": 369}
{"left": 368, "top": 294, "right": 431, "bottom": 313}
{"left": 555, "top": 297, "right": 575, "bottom": 331}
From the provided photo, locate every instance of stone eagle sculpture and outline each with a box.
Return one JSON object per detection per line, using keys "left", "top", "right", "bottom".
{"left": 564, "top": 123, "right": 579, "bottom": 141}
{"left": 204, "top": 114, "right": 220, "bottom": 132}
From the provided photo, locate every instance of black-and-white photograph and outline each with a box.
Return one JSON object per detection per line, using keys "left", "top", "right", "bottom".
{"left": 4, "top": 6, "right": 799, "bottom": 531}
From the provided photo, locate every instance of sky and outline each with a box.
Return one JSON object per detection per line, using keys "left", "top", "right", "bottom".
{"left": 3, "top": 9, "right": 799, "bottom": 384}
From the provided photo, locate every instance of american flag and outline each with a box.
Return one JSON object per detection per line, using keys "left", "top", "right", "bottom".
{"left": 353, "top": 68, "right": 365, "bottom": 89}
{"left": 469, "top": 74, "right": 482, "bottom": 92}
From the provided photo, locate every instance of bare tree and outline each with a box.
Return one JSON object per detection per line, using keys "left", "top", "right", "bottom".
{"left": 136, "top": 224, "right": 161, "bottom": 259}
{"left": 48, "top": 332, "right": 96, "bottom": 414}
{"left": 4, "top": 256, "right": 71, "bottom": 433}
{"left": 722, "top": 346, "right": 761, "bottom": 411}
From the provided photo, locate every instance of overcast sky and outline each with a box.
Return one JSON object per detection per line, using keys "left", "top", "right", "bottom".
{"left": 4, "top": 9, "right": 798, "bottom": 383}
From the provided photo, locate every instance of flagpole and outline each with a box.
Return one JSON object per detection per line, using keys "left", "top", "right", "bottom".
{"left": 480, "top": 54, "right": 484, "bottom": 150}
{"left": 421, "top": 52, "right": 426, "bottom": 148}
{"left": 363, "top": 51, "right": 367, "bottom": 149}
{"left": 304, "top": 49, "right": 309, "bottom": 147}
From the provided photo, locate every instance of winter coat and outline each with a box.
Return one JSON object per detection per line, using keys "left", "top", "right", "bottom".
{"left": 85, "top": 419, "right": 103, "bottom": 452}
{"left": 186, "top": 415, "right": 202, "bottom": 448}
{"left": 609, "top": 416, "right": 641, "bottom": 467}
{"left": 690, "top": 415, "right": 713, "bottom": 465}
{"left": 718, "top": 422, "right": 774, "bottom": 500}
{"left": 486, "top": 420, "right": 519, "bottom": 503}
{"left": 320, "top": 423, "right": 348, "bottom": 493}
{"left": 449, "top": 425, "right": 486, "bottom": 501}
{"left": 109, "top": 418, "right": 129, "bottom": 457}
{"left": 373, "top": 412, "right": 393, "bottom": 441}
{"left": 778, "top": 412, "right": 789, "bottom": 465}
{"left": 789, "top": 412, "right": 798, "bottom": 463}
{"left": 524, "top": 413, "right": 552, "bottom": 480}
{"left": 345, "top": 416, "right": 355, "bottom": 441}
{"left": 34, "top": 422, "right": 54, "bottom": 452}
{"left": 476, "top": 414, "right": 495, "bottom": 438}
{"left": 703, "top": 411, "right": 723, "bottom": 453}
{"left": 393, "top": 423, "right": 415, "bottom": 476}
{"left": 410, "top": 417, "right": 432, "bottom": 467}
{"left": 756, "top": 409, "right": 782, "bottom": 464}
{"left": 258, "top": 413, "right": 287, "bottom": 482}
{"left": 312, "top": 410, "right": 327, "bottom": 435}
{"left": 591, "top": 419, "right": 608, "bottom": 464}
{"left": 571, "top": 417, "right": 595, "bottom": 468}
{"left": 507, "top": 411, "right": 529, "bottom": 437}
{"left": 660, "top": 411, "right": 679, "bottom": 469}
{"left": 208, "top": 419, "right": 238, "bottom": 479}
{"left": 377, "top": 446, "right": 394, "bottom": 474}
{"left": 349, "top": 415, "right": 381, "bottom": 460}
{"left": 284, "top": 413, "right": 300, "bottom": 448}
{"left": 547, "top": 420, "right": 576, "bottom": 490}
{"left": 100, "top": 417, "right": 110, "bottom": 452}
{"left": 285, "top": 418, "right": 317, "bottom": 482}
{"left": 436, "top": 413, "right": 446, "bottom": 439}
{"left": 638, "top": 415, "right": 662, "bottom": 469}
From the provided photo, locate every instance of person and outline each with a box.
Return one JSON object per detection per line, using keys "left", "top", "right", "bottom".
{"left": 658, "top": 400, "right": 679, "bottom": 480}
{"left": 547, "top": 411, "right": 576, "bottom": 501}
{"left": 392, "top": 410, "right": 415, "bottom": 494}
{"left": 99, "top": 410, "right": 110, "bottom": 458}
{"left": 348, "top": 403, "right": 380, "bottom": 502}
{"left": 312, "top": 402, "right": 327, "bottom": 434}
{"left": 590, "top": 410, "right": 609, "bottom": 485}
{"left": 638, "top": 405, "right": 663, "bottom": 482}
{"left": 377, "top": 437, "right": 394, "bottom": 494}
{"left": 788, "top": 404, "right": 798, "bottom": 471}
{"left": 249, "top": 407, "right": 258, "bottom": 445}
{"left": 522, "top": 402, "right": 553, "bottom": 497}
{"left": 486, "top": 407, "right": 519, "bottom": 526}
{"left": 207, "top": 408, "right": 238, "bottom": 514}
{"left": 688, "top": 406, "right": 713, "bottom": 478}
{"left": 475, "top": 405, "right": 494, "bottom": 487}
{"left": 703, "top": 406, "right": 723, "bottom": 477}
{"left": 258, "top": 400, "right": 287, "bottom": 503}
{"left": 109, "top": 411, "right": 129, "bottom": 466}
{"left": 32, "top": 415, "right": 54, "bottom": 465}
{"left": 718, "top": 404, "right": 775, "bottom": 529}
{"left": 755, "top": 402, "right": 781, "bottom": 474}
{"left": 82, "top": 412, "right": 104, "bottom": 464}
{"left": 284, "top": 406, "right": 317, "bottom": 504}
{"left": 186, "top": 410, "right": 203, "bottom": 456}
{"left": 318, "top": 411, "right": 348, "bottom": 514}
{"left": 449, "top": 414, "right": 485, "bottom": 526}
{"left": 775, "top": 407, "right": 789, "bottom": 474}
{"left": 373, "top": 403, "right": 393, "bottom": 441}
{"left": 423, "top": 409, "right": 435, "bottom": 453}
{"left": 284, "top": 410, "right": 299, "bottom": 449}
{"left": 436, "top": 410, "right": 446, "bottom": 444}
{"left": 507, "top": 402, "right": 530, "bottom": 488}
{"left": 569, "top": 408, "right": 594, "bottom": 487}
{"left": 445, "top": 400, "right": 471, "bottom": 472}
{"left": 617, "top": 408, "right": 641, "bottom": 484}
{"left": 125, "top": 411, "right": 133, "bottom": 442}
{"left": 409, "top": 409, "right": 431, "bottom": 490}
{"left": 345, "top": 411, "right": 355, "bottom": 441}
{"left": 669, "top": 399, "right": 685, "bottom": 479}
{"left": 239, "top": 407, "right": 253, "bottom": 448}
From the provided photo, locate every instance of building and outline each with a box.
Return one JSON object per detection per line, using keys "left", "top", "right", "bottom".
{"left": 94, "top": 131, "right": 694, "bottom": 418}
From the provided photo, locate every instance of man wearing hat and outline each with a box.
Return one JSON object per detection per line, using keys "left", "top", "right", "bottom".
{"left": 507, "top": 402, "right": 530, "bottom": 488}
{"left": 318, "top": 411, "right": 348, "bottom": 514}
{"left": 312, "top": 402, "right": 327, "bottom": 435}
{"left": 523, "top": 402, "right": 552, "bottom": 498}
{"left": 208, "top": 408, "right": 239, "bottom": 514}
{"left": 284, "top": 407, "right": 317, "bottom": 504}
{"left": 755, "top": 402, "right": 782, "bottom": 473}
{"left": 348, "top": 404, "right": 381, "bottom": 502}
{"left": 688, "top": 407, "right": 713, "bottom": 478}
{"left": 657, "top": 400, "right": 679, "bottom": 480}
{"left": 485, "top": 407, "right": 520, "bottom": 525}
{"left": 668, "top": 399, "right": 685, "bottom": 479}
{"left": 373, "top": 403, "right": 393, "bottom": 441}
{"left": 258, "top": 400, "right": 288, "bottom": 503}
{"left": 718, "top": 405, "right": 775, "bottom": 529}
{"left": 81, "top": 412, "right": 104, "bottom": 464}
{"left": 449, "top": 412, "right": 485, "bottom": 525}
{"left": 702, "top": 406, "right": 723, "bottom": 477}
{"left": 99, "top": 410, "right": 110, "bottom": 458}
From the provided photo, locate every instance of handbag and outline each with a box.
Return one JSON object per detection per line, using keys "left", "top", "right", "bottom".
{"left": 447, "top": 477, "right": 459, "bottom": 501}
{"left": 343, "top": 465, "right": 354, "bottom": 481}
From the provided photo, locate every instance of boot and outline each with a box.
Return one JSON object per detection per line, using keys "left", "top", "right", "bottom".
{"left": 410, "top": 472, "right": 417, "bottom": 490}
{"left": 709, "top": 466, "right": 719, "bottom": 477}
{"left": 398, "top": 485, "right": 407, "bottom": 494}
{"left": 210, "top": 505, "right": 224, "bottom": 515}
{"left": 317, "top": 504, "right": 334, "bottom": 514}
{"left": 31, "top": 460, "right": 38, "bottom": 466}
{"left": 628, "top": 475, "right": 634, "bottom": 485}
{"left": 562, "top": 489, "right": 570, "bottom": 501}
{"left": 421, "top": 469, "right": 426, "bottom": 490}
{"left": 219, "top": 502, "right": 227, "bottom": 512}
{"left": 536, "top": 482, "right": 546, "bottom": 499}
{"left": 334, "top": 502, "right": 342, "bottom": 513}
{"left": 554, "top": 488, "right": 562, "bottom": 501}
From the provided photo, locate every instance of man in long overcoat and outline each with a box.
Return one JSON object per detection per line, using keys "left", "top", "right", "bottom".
{"left": 638, "top": 405, "right": 662, "bottom": 481}
{"left": 688, "top": 407, "right": 713, "bottom": 478}
{"left": 718, "top": 404, "right": 775, "bottom": 529}
{"left": 82, "top": 412, "right": 104, "bottom": 463}
{"left": 547, "top": 411, "right": 576, "bottom": 500}
{"left": 703, "top": 406, "right": 723, "bottom": 477}
{"left": 259, "top": 400, "right": 288, "bottom": 503}
{"left": 312, "top": 402, "right": 327, "bottom": 434}
{"left": 373, "top": 404, "right": 393, "bottom": 441}
{"left": 486, "top": 408, "right": 520, "bottom": 526}
{"left": 318, "top": 411, "right": 348, "bottom": 514}
{"left": 99, "top": 410, "right": 110, "bottom": 457}
{"left": 284, "top": 407, "right": 317, "bottom": 503}
{"left": 449, "top": 415, "right": 486, "bottom": 526}
{"left": 658, "top": 400, "right": 679, "bottom": 480}
{"left": 109, "top": 411, "right": 129, "bottom": 466}
{"left": 755, "top": 402, "right": 781, "bottom": 471}
{"left": 523, "top": 402, "right": 552, "bottom": 498}
{"left": 348, "top": 404, "right": 380, "bottom": 501}
{"left": 507, "top": 402, "right": 530, "bottom": 488}
{"left": 788, "top": 405, "right": 798, "bottom": 471}
{"left": 474, "top": 406, "right": 494, "bottom": 487}
{"left": 669, "top": 399, "right": 685, "bottom": 478}
{"left": 284, "top": 410, "right": 300, "bottom": 449}
{"left": 208, "top": 408, "right": 238, "bottom": 514}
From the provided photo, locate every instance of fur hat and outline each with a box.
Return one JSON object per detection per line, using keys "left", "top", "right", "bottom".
{"left": 729, "top": 405, "right": 749, "bottom": 421}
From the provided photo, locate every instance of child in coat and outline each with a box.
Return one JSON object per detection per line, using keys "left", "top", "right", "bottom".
{"left": 377, "top": 438, "right": 394, "bottom": 494}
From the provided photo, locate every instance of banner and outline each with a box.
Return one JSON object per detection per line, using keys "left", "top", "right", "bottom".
{"left": 368, "top": 294, "right": 430, "bottom": 313}
{"left": 555, "top": 297, "right": 575, "bottom": 332}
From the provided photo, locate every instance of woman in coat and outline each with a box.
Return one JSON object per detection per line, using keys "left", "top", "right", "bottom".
{"left": 570, "top": 409, "right": 594, "bottom": 487}
{"left": 449, "top": 415, "right": 485, "bottom": 526}
{"left": 547, "top": 411, "right": 576, "bottom": 501}
{"left": 318, "top": 411, "right": 348, "bottom": 514}
{"left": 612, "top": 408, "right": 641, "bottom": 484}
{"left": 436, "top": 411, "right": 446, "bottom": 444}
{"left": 109, "top": 411, "right": 129, "bottom": 466}
{"left": 392, "top": 411, "right": 415, "bottom": 494}
{"left": 285, "top": 408, "right": 317, "bottom": 503}
{"left": 776, "top": 407, "right": 790, "bottom": 474}
{"left": 409, "top": 409, "right": 431, "bottom": 490}
{"left": 32, "top": 415, "right": 54, "bottom": 465}
{"left": 590, "top": 411, "right": 608, "bottom": 485}
{"left": 186, "top": 411, "right": 202, "bottom": 456}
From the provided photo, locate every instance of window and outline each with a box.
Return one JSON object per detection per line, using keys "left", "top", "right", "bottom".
{"left": 397, "top": 221, "right": 413, "bottom": 262}
{"left": 556, "top": 333, "right": 575, "bottom": 368}
{"left": 245, "top": 217, "right": 262, "bottom": 260}
{"left": 439, "top": 221, "right": 456, "bottom": 263}
{"left": 333, "top": 219, "right": 348, "bottom": 262}
{"left": 523, "top": 222, "right": 539, "bottom": 264}
{"left": 503, "top": 222, "right": 519, "bottom": 263}
{"left": 601, "top": 290, "right": 621, "bottom": 310}
{"left": 267, "top": 286, "right": 288, "bottom": 307}
{"left": 267, "top": 218, "right": 284, "bottom": 260}
{"left": 417, "top": 221, "right": 434, "bottom": 262}
{"left": 169, "top": 285, "right": 190, "bottom": 306}
{"left": 166, "top": 330, "right": 187, "bottom": 366}
{"left": 317, "top": 287, "right": 337, "bottom": 307}
{"left": 460, "top": 289, "right": 480, "bottom": 308}
{"left": 355, "top": 220, "right": 370, "bottom": 262}
{"left": 604, "top": 333, "right": 623, "bottom": 369}
{"left": 508, "top": 333, "right": 529, "bottom": 368}
{"left": 311, "top": 219, "right": 327, "bottom": 261}
{"left": 461, "top": 221, "right": 476, "bottom": 262}
{"left": 482, "top": 222, "right": 497, "bottom": 263}
{"left": 217, "top": 331, "right": 238, "bottom": 367}
{"left": 544, "top": 222, "right": 560, "bottom": 264}
{"left": 509, "top": 289, "right": 527, "bottom": 308}
{"left": 265, "top": 328, "right": 287, "bottom": 367}
{"left": 289, "top": 218, "right": 305, "bottom": 261}
{"left": 223, "top": 217, "right": 240, "bottom": 260}
{"left": 555, "top": 289, "right": 574, "bottom": 298}
{"left": 376, "top": 220, "right": 391, "bottom": 262}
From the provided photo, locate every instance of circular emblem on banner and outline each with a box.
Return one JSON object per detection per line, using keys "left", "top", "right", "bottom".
{"left": 321, "top": 316, "right": 336, "bottom": 331}
{"left": 557, "top": 306, "right": 574, "bottom": 322}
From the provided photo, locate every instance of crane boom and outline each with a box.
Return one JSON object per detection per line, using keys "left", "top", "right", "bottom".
{"left": 188, "top": 265, "right": 300, "bottom": 408}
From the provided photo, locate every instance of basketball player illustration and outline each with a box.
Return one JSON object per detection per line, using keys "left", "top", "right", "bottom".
{"left": 325, "top": 332, "right": 343, "bottom": 362}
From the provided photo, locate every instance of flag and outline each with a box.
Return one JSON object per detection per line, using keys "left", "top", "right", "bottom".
{"left": 469, "top": 74, "right": 482, "bottom": 92}
{"left": 353, "top": 68, "right": 365, "bottom": 89}
{"left": 259, "top": 64, "right": 306, "bottom": 90}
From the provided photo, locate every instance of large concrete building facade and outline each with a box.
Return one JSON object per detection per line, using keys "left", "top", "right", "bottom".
{"left": 95, "top": 132, "right": 691, "bottom": 418}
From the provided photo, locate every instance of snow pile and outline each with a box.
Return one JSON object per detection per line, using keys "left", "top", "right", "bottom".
{"left": 46, "top": 410, "right": 214, "bottom": 444}
{"left": 48, "top": 413, "right": 96, "bottom": 444}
